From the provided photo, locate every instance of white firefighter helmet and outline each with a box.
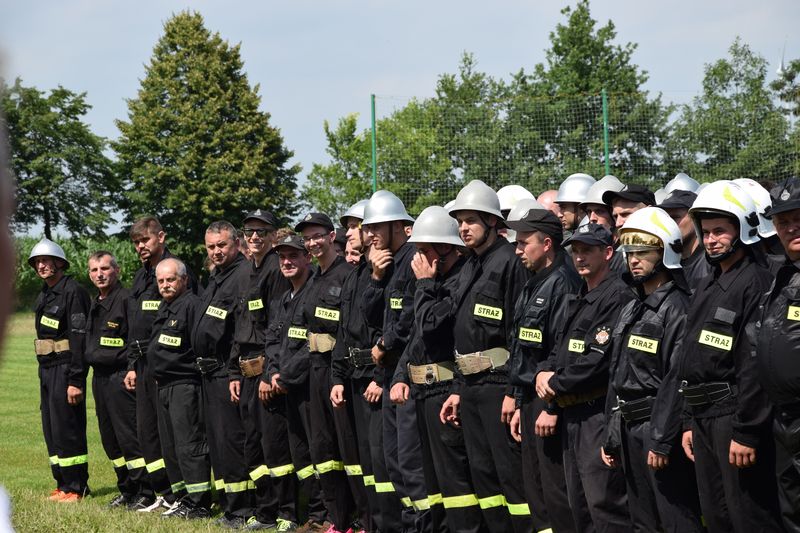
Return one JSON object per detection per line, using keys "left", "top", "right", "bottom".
{"left": 619, "top": 207, "right": 683, "bottom": 269}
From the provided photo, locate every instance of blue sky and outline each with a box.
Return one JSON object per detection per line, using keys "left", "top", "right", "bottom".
{"left": 2, "top": 0, "right": 799, "bottom": 205}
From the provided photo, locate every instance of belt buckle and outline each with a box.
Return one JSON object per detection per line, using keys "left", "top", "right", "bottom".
{"left": 424, "top": 365, "right": 436, "bottom": 385}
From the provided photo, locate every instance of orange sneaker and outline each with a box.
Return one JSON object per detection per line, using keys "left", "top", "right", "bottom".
{"left": 48, "top": 489, "right": 65, "bottom": 501}
{"left": 57, "top": 492, "right": 83, "bottom": 503}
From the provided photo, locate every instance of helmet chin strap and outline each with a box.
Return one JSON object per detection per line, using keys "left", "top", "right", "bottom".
{"left": 705, "top": 238, "right": 740, "bottom": 265}
{"left": 631, "top": 260, "right": 666, "bottom": 284}
{"left": 472, "top": 214, "right": 493, "bottom": 249}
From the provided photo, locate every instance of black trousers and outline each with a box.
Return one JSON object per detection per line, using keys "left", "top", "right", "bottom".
{"left": 691, "top": 413, "right": 784, "bottom": 533}
{"left": 93, "top": 368, "right": 146, "bottom": 498}
{"left": 562, "top": 401, "right": 631, "bottom": 533}
{"left": 382, "top": 376, "right": 431, "bottom": 532}
{"left": 39, "top": 361, "right": 88, "bottom": 494}
{"left": 285, "top": 384, "right": 329, "bottom": 525}
{"left": 157, "top": 381, "right": 211, "bottom": 508}
{"left": 619, "top": 419, "right": 703, "bottom": 533}
{"left": 460, "top": 382, "right": 532, "bottom": 533}
{"left": 241, "top": 375, "right": 298, "bottom": 524}
{"left": 351, "top": 375, "right": 403, "bottom": 533}
{"left": 520, "top": 397, "right": 575, "bottom": 533}
{"left": 134, "top": 357, "right": 173, "bottom": 499}
{"left": 420, "top": 389, "right": 487, "bottom": 533}
{"left": 774, "top": 411, "right": 800, "bottom": 533}
{"left": 202, "top": 373, "right": 252, "bottom": 517}
{"left": 332, "top": 380, "right": 372, "bottom": 527}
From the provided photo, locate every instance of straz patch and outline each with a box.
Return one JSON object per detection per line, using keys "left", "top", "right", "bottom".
{"left": 314, "top": 307, "right": 340, "bottom": 322}
{"left": 141, "top": 300, "right": 160, "bottom": 311}
{"left": 390, "top": 298, "right": 403, "bottom": 310}
{"left": 40, "top": 316, "right": 59, "bottom": 330}
{"left": 698, "top": 329, "right": 733, "bottom": 351}
{"left": 568, "top": 339, "right": 585, "bottom": 353}
{"left": 248, "top": 299, "right": 264, "bottom": 311}
{"left": 594, "top": 327, "right": 611, "bottom": 345}
{"left": 158, "top": 334, "right": 181, "bottom": 347}
{"left": 288, "top": 327, "right": 308, "bottom": 340}
{"left": 788, "top": 306, "right": 800, "bottom": 321}
{"left": 205, "top": 306, "right": 228, "bottom": 320}
{"left": 627, "top": 335, "right": 658, "bottom": 354}
{"left": 99, "top": 337, "right": 124, "bottom": 348}
{"left": 473, "top": 303, "right": 503, "bottom": 321}
{"left": 518, "top": 328, "right": 543, "bottom": 343}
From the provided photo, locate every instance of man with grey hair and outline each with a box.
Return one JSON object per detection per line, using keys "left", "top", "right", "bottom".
{"left": 149, "top": 257, "right": 212, "bottom": 519}
{"left": 192, "top": 221, "right": 252, "bottom": 527}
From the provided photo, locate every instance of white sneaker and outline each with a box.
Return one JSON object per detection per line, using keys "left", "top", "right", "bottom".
{"left": 138, "top": 496, "right": 171, "bottom": 513}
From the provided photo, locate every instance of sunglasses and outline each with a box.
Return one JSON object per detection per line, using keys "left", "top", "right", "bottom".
{"left": 243, "top": 227, "right": 272, "bottom": 237}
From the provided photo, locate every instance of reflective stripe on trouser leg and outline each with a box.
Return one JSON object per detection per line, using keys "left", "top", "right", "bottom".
{"left": 250, "top": 465, "right": 270, "bottom": 482}
{"left": 111, "top": 456, "right": 126, "bottom": 468}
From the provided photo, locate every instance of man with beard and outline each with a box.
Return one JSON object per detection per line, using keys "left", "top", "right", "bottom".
{"left": 124, "top": 216, "right": 197, "bottom": 511}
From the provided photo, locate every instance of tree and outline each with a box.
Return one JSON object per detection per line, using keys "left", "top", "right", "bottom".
{"left": 772, "top": 57, "right": 800, "bottom": 117}
{"left": 524, "top": 0, "right": 672, "bottom": 185}
{"left": 300, "top": 114, "right": 373, "bottom": 217}
{"left": 669, "top": 38, "right": 795, "bottom": 183}
{"left": 114, "top": 11, "right": 300, "bottom": 268}
{"left": 0, "top": 78, "right": 116, "bottom": 238}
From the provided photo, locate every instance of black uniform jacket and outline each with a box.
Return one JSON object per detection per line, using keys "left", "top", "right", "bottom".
{"left": 678, "top": 253, "right": 774, "bottom": 448}
{"left": 86, "top": 283, "right": 130, "bottom": 372}
{"left": 332, "top": 257, "right": 381, "bottom": 386}
{"left": 191, "top": 253, "right": 246, "bottom": 374}
{"left": 757, "top": 257, "right": 800, "bottom": 407}
{"left": 509, "top": 250, "right": 581, "bottom": 399}
{"left": 229, "top": 249, "right": 290, "bottom": 376}
{"left": 301, "top": 255, "right": 351, "bottom": 362}
{"left": 148, "top": 289, "right": 202, "bottom": 386}
{"left": 606, "top": 276, "right": 691, "bottom": 455}
{"left": 392, "top": 257, "right": 465, "bottom": 398}
{"left": 362, "top": 241, "right": 417, "bottom": 365}
{"left": 264, "top": 272, "right": 313, "bottom": 387}
{"left": 682, "top": 244, "right": 712, "bottom": 293}
{"left": 127, "top": 247, "right": 197, "bottom": 370}
{"left": 453, "top": 238, "right": 531, "bottom": 387}
{"left": 34, "top": 274, "right": 91, "bottom": 388}
{"left": 546, "top": 272, "right": 635, "bottom": 398}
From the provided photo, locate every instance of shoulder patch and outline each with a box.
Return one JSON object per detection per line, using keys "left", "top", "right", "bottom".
{"left": 535, "top": 297, "right": 546, "bottom": 305}
{"left": 594, "top": 326, "right": 611, "bottom": 345}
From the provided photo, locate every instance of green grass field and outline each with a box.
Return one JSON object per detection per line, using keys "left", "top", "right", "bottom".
{"left": 0, "top": 313, "right": 218, "bottom": 532}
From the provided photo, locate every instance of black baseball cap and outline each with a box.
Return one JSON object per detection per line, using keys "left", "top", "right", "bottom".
{"left": 243, "top": 209, "right": 279, "bottom": 228}
{"left": 657, "top": 190, "right": 697, "bottom": 210}
{"left": 769, "top": 177, "right": 800, "bottom": 217}
{"left": 506, "top": 208, "right": 563, "bottom": 242}
{"left": 274, "top": 234, "right": 306, "bottom": 252}
{"left": 563, "top": 222, "right": 614, "bottom": 247}
{"left": 294, "top": 212, "right": 335, "bottom": 233}
{"left": 334, "top": 227, "right": 348, "bottom": 246}
{"left": 603, "top": 184, "right": 656, "bottom": 207}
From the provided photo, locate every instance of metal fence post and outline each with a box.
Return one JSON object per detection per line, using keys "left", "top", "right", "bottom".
{"left": 602, "top": 88, "right": 610, "bottom": 176}
{"left": 371, "top": 94, "right": 377, "bottom": 193}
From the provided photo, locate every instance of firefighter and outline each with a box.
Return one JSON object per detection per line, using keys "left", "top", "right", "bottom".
{"left": 149, "top": 258, "right": 212, "bottom": 519}
{"left": 85, "top": 251, "right": 149, "bottom": 509}
{"left": 506, "top": 200, "right": 580, "bottom": 533}
{"left": 757, "top": 176, "right": 800, "bottom": 532}
{"left": 535, "top": 222, "right": 634, "bottom": 532}
{"left": 391, "top": 205, "right": 489, "bottom": 533}
{"left": 678, "top": 181, "right": 783, "bottom": 532}
{"left": 192, "top": 220, "right": 252, "bottom": 527}
{"left": 601, "top": 207, "right": 703, "bottom": 532}
{"left": 440, "top": 180, "right": 533, "bottom": 533}
{"left": 30, "top": 238, "right": 91, "bottom": 502}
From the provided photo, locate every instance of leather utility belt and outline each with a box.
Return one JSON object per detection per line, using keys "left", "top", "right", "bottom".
{"left": 615, "top": 396, "right": 654, "bottom": 423}
{"left": 408, "top": 361, "right": 456, "bottom": 385}
{"left": 130, "top": 339, "right": 148, "bottom": 361}
{"left": 679, "top": 381, "right": 734, "bottom": 407}
{"left": 308, "top": 333, "right": 336, "bottom": 353}
{"left": 239, "top": 355, "right": 265, "bottom": 378}
{"left": 347, "top": 347, "right": 374, "bottom": 368}
{"left": 34, "top": 338, "right": 70, "bottom": 356}
{"left": 556, "top": 386, "right": 607, "bottom": 408}
{"left": 454, "top": 348, "right": 510, "bottom": 376}
{"left": 196, "top": 357, "right": 222, "bottom": 375}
